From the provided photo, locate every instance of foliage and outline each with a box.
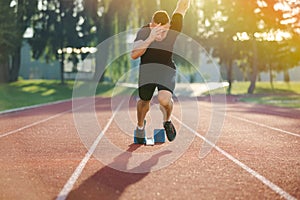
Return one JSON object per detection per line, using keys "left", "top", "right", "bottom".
{"left": 0, "top": 0, "right": 20, "bottom": 60}
{"left": 194, "top": 0, "right": 300, "bottom": 94}
{"left": 29, "top": 0, "right": 95, "bottom": 61}
{"left": 1, "top": 0, "right": 299, "bottom": 85}
{"left": 0, "top": 1, "right": 17, "bottom": 83}
{"left": 27, "top": 0, "right": 98, "bottom": 84}
{"left": 0, "top": 0, "right": 37, "bottom": 83}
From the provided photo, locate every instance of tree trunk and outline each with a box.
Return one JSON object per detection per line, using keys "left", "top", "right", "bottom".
{"left": 94, "top": 13, "right": 110, "bottom": 82}
{"left": 10, "top": 46, "right": 21, "bottom": 82}
{"left": 94, "top": 43, "right": 110, "bottom": 82}
{"left": 284, "top": 70, "right": 290, "bottom": 83}
{"left": 58, "top": 2, "right": 65, "bottom": 85}
{"left": 248, "top": 40, "right": 258, "bottom": 94}
{"left": 0, "top": 56, "right": 10, "bottom": 83}
{"left": 226, "top": 59, "right": 233, "bottom": 94}
{"left": 269, "top": 64, "right": 274, "bottom": 91}
{"left": 60, "top": 52, "right": 65, "bottom": 85}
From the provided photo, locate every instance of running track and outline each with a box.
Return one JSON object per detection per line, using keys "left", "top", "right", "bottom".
{"left": 0, "top": 96, "right": 299, "bottom": 200}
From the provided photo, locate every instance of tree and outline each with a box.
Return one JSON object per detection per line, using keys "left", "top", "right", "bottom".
{"left": 273, "top": 0, "right": 300, "bottom": 83}
{"left": 0, "top": 0, "right": 20, "bottom": 83}
{"left": 83, "top": 0, "right": 136, "bottom": 82}
{"left": 29, "top": 0, "right": 96, "bottom": 84}
{"left": 195, "top": 0, "right": 246, "bottom": 94}
{"left": 0, "top": 0, "right": 37, "bottom": 83}
{"left": 10, "top": 0, "right": 38, "bottom": 82}
{"left": 245, "top": 0, "right": 300, "bottom": 92}
{"left": 197, "top": 0, "right": 297, "bottom": 94}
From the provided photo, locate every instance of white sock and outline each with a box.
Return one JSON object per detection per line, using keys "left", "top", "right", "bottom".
{"left": 137, "top": 125, "right": 144, "bottom": 130}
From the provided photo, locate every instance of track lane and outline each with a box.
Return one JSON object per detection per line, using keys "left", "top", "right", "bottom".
{"left": 56, "top": 100, "right": 124, "bottom": 200}
{"left": 197, "top": 100, "right": 300, "bottom": 198}
{"left": 0, "top": 98, "right": 95, "bottom": 137}
{"left": 0, "top": 97, "right": 114, "bottom": 200}
{"left": 175, "top": 115, "right": 298, "bottom": 200}
{"left": 0, "top": 96, "right": 299, "bottom": 199}
{"left": 60, "top": 98, "right": 299, "bottom": 199}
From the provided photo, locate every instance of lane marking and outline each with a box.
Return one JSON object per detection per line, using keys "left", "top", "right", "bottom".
{"left": 201, "top": 107, "right": 300, "bottom": 138}
{"left": 0, "top": 110, "right": 70, "bottom": 138}
{"left": 173, "top": 116, "right": 297, "bottom": 200}
{"left": 56, "top": 100, "right": 124, "bottom": 200}
{"left": 0, "top": 98, "right": 73, "bottom": 115}
{"left": 229, "top": 115, "right": 300, "bottom": 138}
{"left": 0, "top": 98, "right": 95, "bottom": 139}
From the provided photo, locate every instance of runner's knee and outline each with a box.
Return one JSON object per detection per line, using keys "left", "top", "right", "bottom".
{"left": 158, "top": 95, "right": 171, "bottom": 107}
{"left": 138, "top": 99, "right": 150, "bottom": 110}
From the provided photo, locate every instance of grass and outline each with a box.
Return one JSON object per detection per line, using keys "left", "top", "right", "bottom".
{"left": 0, "top": 80, "right": 71, "bottom": 111}
{"left": 0, "top": 79, "right": 136, "bottom": 112}
{"left": 228, "top": 81, "right": 300, "bottom": 108}
{"left": 229, "top": 81, "right": 300, "bottom": 95}
{"left": 240, "top": 95, "right": 300, "bottom": 108}
{"left": 0, "top": 80, "right": 299, "bottom": 112}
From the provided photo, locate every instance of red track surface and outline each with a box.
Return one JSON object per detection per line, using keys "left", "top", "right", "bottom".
{"left": 0, "top": 96, "right": 299, "bottom": 200}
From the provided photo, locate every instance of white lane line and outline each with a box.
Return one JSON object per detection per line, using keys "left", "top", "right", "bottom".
{"left": 173, "top": 116, "right": 297, "bottom": 200}
{"left": 0, "top": 98, "right": 73, "bottom": 115}
{"left": 229, "top": 115, "right": 300, "bottom": 138}
{"left": 0, "top": 110, "right": 70, "bottom": 139}
{"left": 55, "top": 100, "right": 124, "bottom": 200}
{"left": 0, "top": 99, "right": 94, "bottom": 139}
{"left": 202, "top": 107, "right": 300, "bottom": 138}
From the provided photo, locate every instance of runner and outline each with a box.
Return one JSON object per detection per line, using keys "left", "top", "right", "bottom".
{"left": 131, "top": 0, "right": 190, "bottom": 143}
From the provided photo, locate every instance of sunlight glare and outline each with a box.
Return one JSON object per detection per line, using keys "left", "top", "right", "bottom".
{"left": 10, "top": 0, "right": 17, "bottom": 7}
{"left": 274, "top": 2, "right": 291, "bottom": 12}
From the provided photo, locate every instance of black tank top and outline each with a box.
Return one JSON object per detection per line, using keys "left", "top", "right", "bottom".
{"left": 134, "top": 13, "right": 183, "bottom": 69}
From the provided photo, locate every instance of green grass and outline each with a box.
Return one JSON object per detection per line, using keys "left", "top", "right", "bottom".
{"left": 0, "top": 80, "right": 71, "bottom": 111}
{"left": 1, "top": 80, "right": 299, "bottom": 112}
{"left": 240, "top": 95, "right": 300, "bottom": 108}
{"left": 207, "top": 81, "right": 300, "bottom": 108}
{"left": 229, "top": 81, "right": 300, "bottom": 108}
{"left": 229, "top": 81, "right": 300, "bottom": 95}
{"left": 0, "top": 79, "right": 136, "bottom": 112}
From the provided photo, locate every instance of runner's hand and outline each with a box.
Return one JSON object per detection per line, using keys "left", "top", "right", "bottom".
{"left": 148, "top": 24, "right": 164, "bottom": 42}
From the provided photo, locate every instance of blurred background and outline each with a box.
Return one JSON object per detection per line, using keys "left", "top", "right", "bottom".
{"left": 0, "top": 0, "right": 299, "bottom": 110}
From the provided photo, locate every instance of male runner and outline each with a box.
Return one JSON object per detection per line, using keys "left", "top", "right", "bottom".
{"left": 131, "top": 0, "right": 190, "bottom": 143}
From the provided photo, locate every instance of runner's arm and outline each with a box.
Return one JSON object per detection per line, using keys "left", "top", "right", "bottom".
{"left": 131, "top": 38, "right": 153, "bottom": 60}
{"left": 131, "top": 24, "right": 163, "bottom": 60}
{"left": 173, "top": 0, "right": 190, "bottom": 16}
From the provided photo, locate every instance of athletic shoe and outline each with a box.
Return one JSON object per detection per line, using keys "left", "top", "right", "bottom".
{"left": 135, "top": 120, "right": 146, "bottom": 144}
{"left": 163, "top": 121, "right": 176, "bottom": 142}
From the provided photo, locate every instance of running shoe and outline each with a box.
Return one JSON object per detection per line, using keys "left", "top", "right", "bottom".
{"left": 163, "top": 121, "right": 176, "bottom": 142}
{"left": 135, "top": 120, "right": 146, "bottom": 144}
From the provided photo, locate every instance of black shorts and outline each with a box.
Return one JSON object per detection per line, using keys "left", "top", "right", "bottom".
{"left": 138, "top": 64, "right": 176, "bottom": 101}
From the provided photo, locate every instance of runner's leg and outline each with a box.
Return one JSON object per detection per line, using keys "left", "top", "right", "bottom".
{"left": 137, "top": 84, "right": 156, "bottom": 127}
{"left": 158, "top": 90, "right": 173, "bottom": 122}
{"left": 137, "top": 99, "right": 150, "bottom": 127}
